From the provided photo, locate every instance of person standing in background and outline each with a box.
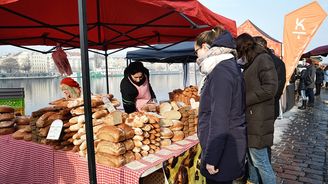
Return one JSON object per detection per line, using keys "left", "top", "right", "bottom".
{"left": 236, "top": 33, "right": 278, "bottom": 184}
{"left": 120, "top": 61, "right": 157, "bottom": 113}
{"left": 195, "top": 26, "right": 247, "bottom": 184}
{"left": 253, "top": 36, "right": 286, "bottom": 121}
{"left": 314, "top": 65, "right": 324, "bottom": 96}
{"left": 304, "top": 59, "right": 315, "bottom": 107}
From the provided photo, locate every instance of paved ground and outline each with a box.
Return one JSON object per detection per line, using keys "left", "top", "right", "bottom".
{"left": 272, "top": 88, "right": 328, "bottom": 184}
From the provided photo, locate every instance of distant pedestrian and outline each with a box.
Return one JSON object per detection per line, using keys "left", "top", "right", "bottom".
{"left": 323, "top": 67, "right": 328, "bottom": 88}
{"left": 297, "top": 67, "right": 308, "bottom": 110}
{"left": 315, "top": 65, "right": 324, "bottom": 96}
{"left": 195, "top": 26, "right": 247, "bottom": 184}
{"left": 236, "top": 33, "right": 278, "bottom": 184}
{"left": 305, "top": 59, "right": 315, "bottom": 107}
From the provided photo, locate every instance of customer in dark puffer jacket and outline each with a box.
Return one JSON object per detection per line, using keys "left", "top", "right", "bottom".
{"left": 236, "top": 33, "right": 278, "bottom": 184}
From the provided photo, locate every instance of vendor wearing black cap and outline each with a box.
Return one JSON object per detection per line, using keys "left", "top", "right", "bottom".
{"left": 120, "top": 62, "right": 157, "bottom": 113}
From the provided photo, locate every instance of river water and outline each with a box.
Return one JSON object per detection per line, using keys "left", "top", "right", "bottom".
{"left": 0, "top": 74, "right": 199, "bottom": 115}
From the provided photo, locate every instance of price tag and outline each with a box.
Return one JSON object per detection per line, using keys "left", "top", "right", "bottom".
{"left": 165, "top": 144, "right": 183, "bottom": 150}
{"left": 46, "top": 119, "right": 63, "bottom": 140}
{"left": 102, "top": 96, "right": 116, "bottom": 112}
{"left": 186, "top": 134, "right": 199, "bottom": 141}
{"left": 125, "top": 161, "right": 147, "bottom": 170}
{"left": 142, "top": 154, "right": 162, "bottom": 163}
{"left": 156, "top": 149, "right": 173, "bottom": 156}
{"left": 175, "top": 140, "right": 191, "bottom": 146}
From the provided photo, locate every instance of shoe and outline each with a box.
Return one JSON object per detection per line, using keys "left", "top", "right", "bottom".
{"left": 298, "top": 100, "right": 307, "bottom": 110}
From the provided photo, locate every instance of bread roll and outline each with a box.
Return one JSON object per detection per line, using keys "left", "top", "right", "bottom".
{"left": 149, "top": 149, "right": 155, "bottom": 154}
{"left": 171, "top": 131, "right": 184, "bottom": 142}
{"left": 123, "top": 139, "right": 134, "bottom": 151}
{"left": 97, "top": 141, "right": 126, "bottom": 156}
{"left": 132, "top": 147, "right": 141, "bottom": 153}
{"left": 124, "top": 151, "right": 135, "bottom": 163}
{"left": 160, "top": 139, "right": 172, "bottom": 147}
{"left": 159, "top": 119, "right": 173, "bottom": 127}
{"left": 31, "top": 106, "right": 64, "bottom": 118}
{"left": 14, "top": 116, "right": 31, "bottom": 125}
{"left": 96, "top": 152, "right": 126, "bottom": 168}
{"left": 133, "top": 140, "right": 142, "bottom": 147}
{"left": 12, "top": 129, "right": 26, "bottom": 139}
{"left": 162, "top": 110, "right": 181, "bottom": 120}
{"left": 23, "top": 133, "right": 32, "bottom": 141}
{"left": 79, "top": 141, "right": 87, "bottom": 151}
{"left": 159, "top": 102, "right": 172, "bottom": 115}
{"left": 0, "top": 113, "right": 15, "bottom": 121}
{"left": 170, "top": 120, "right": 184, "bottom": 131}
{"left": 0, "top": 120, "right": 14, "bottom": 128}
{"left": 0, "top": 105, "right": 15, "bottom": 113}
{"left": 142, "top": 139, "right": 150, "bottom": 145}
{"left": 149, "top": 144, "right": 157, "bottom": 150}
{"left": 132, "top": 135, "right": 144, "bottom": 141}
{"left": 143, "top": 131, "right": 150, "bottom": 138}
{"left": 69, "top": 116, "right": 79, "bottom": 125}
{"left": 135, "top": 152, "right": 142, "bottom": 160}
{"left": 17, "top": 125, "right": 31, "bottom": 132}
{"left": 39, "top": 126, "right": 51, "bottom": 137}
{"left": 141, "top": 150, "right": 149, "bottom": 157}
{"left": 160, "top": 128, "right": 173, "bottom": 139}
{"left": 117, "top": 123, "right": 134, "bottom": 140}
{"left": 36, "top": 112, "right": 56, "bottom": 128}
{"left": 92, "top": 110, "right": 108, "bottom": 119}
{"left": 133, "top": 128, "right": 143, "bottom": 135}
{"left": 141, "top": 124, "right": 152, "bottom": 132}
{"left": 69, "top": 123, "right": 82, "bottom": 132}
{"left": 96, "top": 125, "right": 125, "bottom": 143}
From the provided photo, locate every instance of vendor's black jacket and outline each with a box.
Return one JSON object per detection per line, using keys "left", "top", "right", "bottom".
{"left": 120, "top": 68, "right": 156, "bottom": 113}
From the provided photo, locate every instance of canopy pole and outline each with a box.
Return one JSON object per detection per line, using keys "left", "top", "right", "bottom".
{"left": 194, "top": 62, "right": 197, "bottom": 85}
{"left": 78, "top": 0, "right": 97, "bottom": 184}
{"left": 105, "top": 50, "right": 109, "bottom": 94}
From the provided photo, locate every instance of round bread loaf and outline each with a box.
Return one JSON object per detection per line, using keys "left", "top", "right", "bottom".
{"left": 0, "top": 105, "right": 15, "bottom": 113}
{"left": 0, "top": 113, "right": 15, "bottom": 121}
{"left": 14, "top": 116, "right": 31, "bottom": 125}
{"left": 0, "top": 120, "right": 14, "bottom": 128}
{"left": 0, "top": 127, "right": 15, "bottom": 135}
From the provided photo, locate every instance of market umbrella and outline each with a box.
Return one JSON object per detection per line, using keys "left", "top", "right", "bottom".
{"left": 0, "top": 1, "right": 236, "bottom": 183}
{"left": 0, "top": 0, "right": 236, "bottom": 52}
{"left": 301, "top": 45, "right": 328, "bottom": 58}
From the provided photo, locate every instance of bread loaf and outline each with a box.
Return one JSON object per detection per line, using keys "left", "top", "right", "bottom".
{"left": 159, "top": 102, "right": 172, "bottom": 115}
{"left": 159, "top": 119, "right": 173, "bottom": 127}
{"left": 23, "top": 134, "right": 32, "bottom": 141}
{"left": 132, "top": 147, "right": 141, "bottom": 153}
{"left": 135, "top": 152, "right": 142, "bottom": 160}
{"left": 170, "top": 120, "right": 184, "bottom": 131}
{"left": 96, "top": 152, "right": 126, "bottom": 168}
{"left": 117, "top": 123, "right": 134, "bottom": 140}
{"left": 97, "top": 141, "right": 126, "bottom": 156}
{"left": 0, "top": 120, "right": 14, "bottom": 128}
{"left": 133, "top": 140, "right": 142, "bottom": 147}
{"left": 92, "top": 110, "right": 108, "bottom": 119}
{"left": 124, "top": 151, "right": 135, "bottom": 163}
{"left": 162, "top": 110, "right": 181, "bottom": 120}
{"left": 123, "top": 139, "right": 134, "bottom": 151}
{"left": 14, "top": 116, "right": 31, "bottom": 125}
{"left": 0, "top": 113, "right": 15, "bottom": 121}
{"left": 160, "top": 139, "right": 172, "bottom": 147}
{"left": 0, "top": 105, "right": 15, "bottom": 113}
{"left": 133, "top": 128, "right": 143, "bottom": 135}
{"left": 96, "top": 125, "right": 125, "bottom": 143}
{"left": 12, "top": 129, "right": 26, "bottom": 139}
{"left": 103, "top": 111, "right": 122, "bottom": 126}
{"left": 160, "top": 128, "right": 174, "bottom": 139}
{"left": 36, "top": 112, "right": 56, "bottom": 128}
{"left": 171, "top": 131, "right": 184, "bottom": 142}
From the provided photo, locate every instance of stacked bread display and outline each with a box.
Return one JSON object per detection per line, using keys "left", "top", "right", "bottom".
{"left": 125, "top": 112, "right": 161, "bottom": 160}
{"left": 168, "top": 86, "right": 200, "bottom": 105}
{"left": 158, "top": 102, "right": 184, "bottom": 144}
{"left": 94, "top": 111, "right": 136, "bottom": 168}
{"left": 0, "top": 105, "right": 16, "bottom": 135}
{"left": 12, "top": 116, "right": 32, "bottom": 141}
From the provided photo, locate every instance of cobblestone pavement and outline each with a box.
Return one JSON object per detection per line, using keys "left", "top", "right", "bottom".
{"left": 272, "top": 88, "right": 328, "bottom": 184}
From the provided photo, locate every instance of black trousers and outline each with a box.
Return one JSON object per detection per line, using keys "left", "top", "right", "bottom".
{"left": 206, "top": 178, "right": 232, "bottom": 184}
{"left": 315, "top": 83, "right": 322, "bottom": 95}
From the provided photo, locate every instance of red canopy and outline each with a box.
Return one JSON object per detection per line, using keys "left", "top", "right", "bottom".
{"left": 0, "top": 0, "right": 236, "bottom": 51}
{"left": 301, "top": 45, "right": 328, "bottom": 58}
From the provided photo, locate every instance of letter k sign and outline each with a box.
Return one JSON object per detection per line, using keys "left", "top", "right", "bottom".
{"left": 292, "top": 18, "right": 306, "bottom": 39}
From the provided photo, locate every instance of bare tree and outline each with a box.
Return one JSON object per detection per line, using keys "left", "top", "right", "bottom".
{"left": 20, "top": 59, "right": 31, "bottom": 74}
{"left": 1, "top": 58, "right": 20, "bottom": 73}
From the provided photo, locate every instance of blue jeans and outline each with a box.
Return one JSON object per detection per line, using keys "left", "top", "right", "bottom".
{"left": 248, "top": 147, "right": 276, "bottom": 184}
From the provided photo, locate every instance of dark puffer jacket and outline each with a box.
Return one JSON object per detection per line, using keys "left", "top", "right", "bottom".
{"left": 243, "top": 53, "right": 278, "bottom": 148}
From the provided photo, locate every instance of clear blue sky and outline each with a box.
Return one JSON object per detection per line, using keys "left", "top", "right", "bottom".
{"left": 0, "top": 0, "right": 327, "bottom": 56}
{"left": 200, "top": 0, "right": 328, "bottom": 52}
